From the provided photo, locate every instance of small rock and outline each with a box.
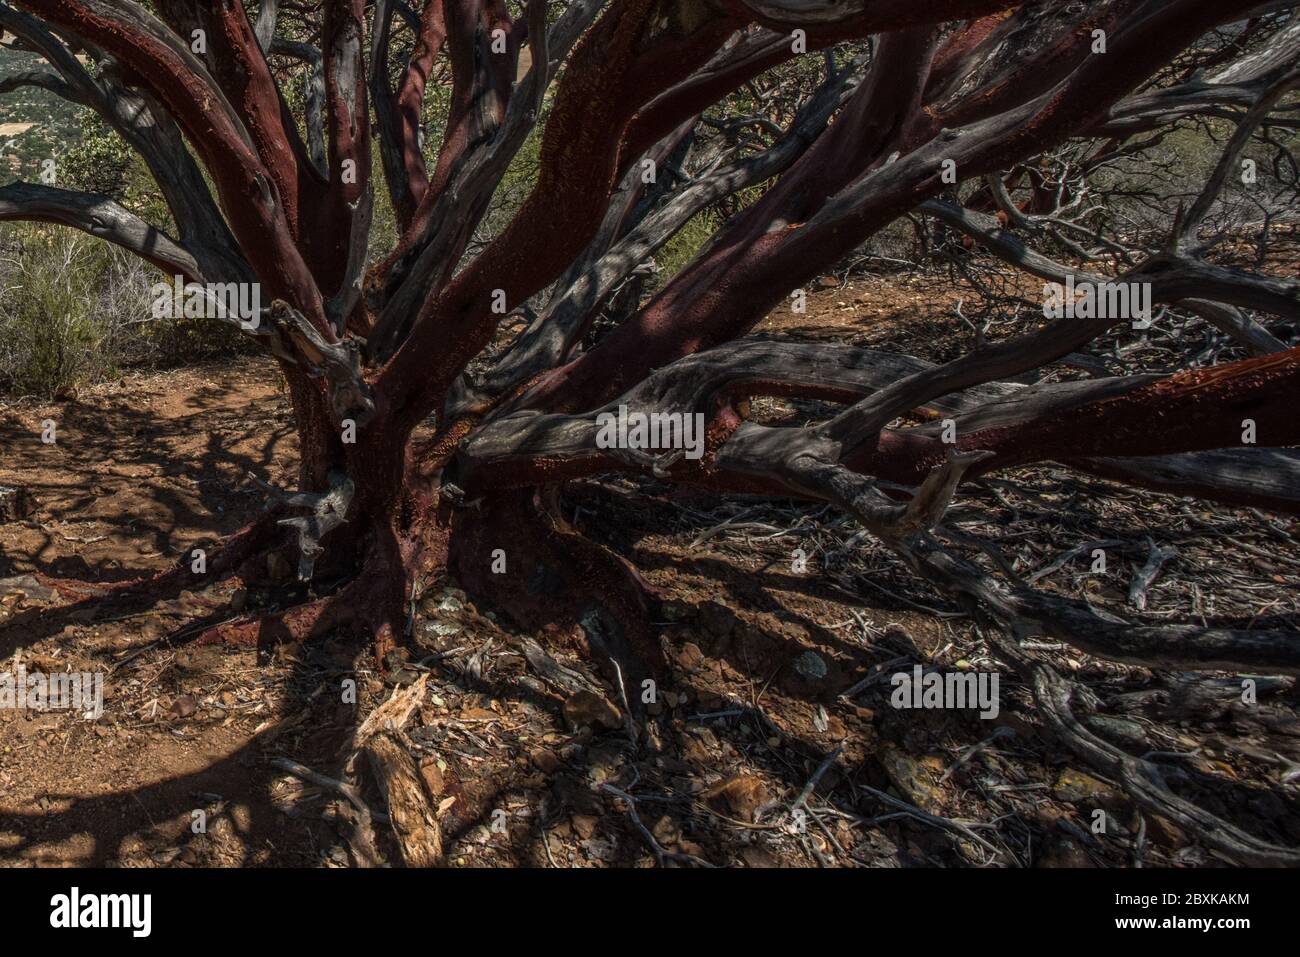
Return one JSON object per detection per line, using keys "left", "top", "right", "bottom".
{"left": 879, "top": 746, "right": 946, "bottom": 813}
{"left": 562, "top": 690, "right": 622, "bottom": 730}
{"left": 682, "top": 727, "right": 718, "bottom": 763}
{"left": 1053, "top": 768, "right": 1121, "bottom": 805}
{"left": 675, "top": 642, "right": 705, "bottom": 672}
{"left": 651, "top": 815, "right": 680, "bottom": 847}
{"left": 678, "top": 839, "right": 706, "bottom": 858}
{"left": 702, "top": 774, "right": 771, "bottom": 822}
{"left": 530, "top": 748, "right": 561, "bottom": 774}
{"left": 581, "top": 837, "right": 616, "bottom": 861}
{"left": 793, "top": 650, "right": 828, "bottom": 682}
{"left": 585, "top": 743, "right": 625, "bottom": 785}
{"left": 1143, "top": 813, "right": 1185, "bottom": 848}
{"left": 571, "top": 814, "right": 600, "bottom": 841}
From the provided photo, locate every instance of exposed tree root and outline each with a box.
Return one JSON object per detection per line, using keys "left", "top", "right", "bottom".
{"left": 194, "top": 525, "right": 407, "bottom": 661}
{"left": 994, "top": 635, "right": 1300, "bottom": 867}
{"left": 869, "top": 529, "right": 1300, "bottom": 866}
{"left": 31, "top": 511, "right": 282, "bottom": 606}
{"left": 196, "top": 592, "right": 340, "bottom": 649}
{"left": 907, "top": 533, "right": 1300, "bottom": 676}
{"left": 0, "top": 514, "right": 285, "bottom": 656}
{"left": 447, "top": 486, "right": 665, "bottom": 697}
{"left": 755, "top": 448, "right": 1300, "bottom": 865}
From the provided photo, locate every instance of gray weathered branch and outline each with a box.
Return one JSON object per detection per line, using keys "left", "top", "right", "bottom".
{"left": 0, "top": 181, "right": 204, "bottom": 279}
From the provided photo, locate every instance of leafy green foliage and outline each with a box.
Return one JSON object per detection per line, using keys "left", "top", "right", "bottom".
{"left": 0, "top": 224, "right": 127, "bottom": 396}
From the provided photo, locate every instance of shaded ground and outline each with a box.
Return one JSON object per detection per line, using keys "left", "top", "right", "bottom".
{"left": 1, "top": 275, "right": 1298, "bottom": 868}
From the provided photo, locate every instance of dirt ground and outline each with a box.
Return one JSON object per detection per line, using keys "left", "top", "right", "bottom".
{"left": 1, "top": 274, "right": 1297, "bottom": 868}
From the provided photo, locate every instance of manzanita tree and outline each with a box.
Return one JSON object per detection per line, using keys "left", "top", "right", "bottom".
{"left": 2, "top": 0, "right": 1299, "bottom": 863}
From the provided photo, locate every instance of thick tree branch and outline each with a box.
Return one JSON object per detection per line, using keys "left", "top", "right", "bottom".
{"left": 17, "top": 0, "right": 331, "bottom": 331}
{"left": 0, "top": 181, "right": 203, "bottom": 280}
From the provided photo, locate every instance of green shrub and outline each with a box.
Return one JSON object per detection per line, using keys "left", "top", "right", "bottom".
{"left": 0, "top": 223, "right": 147, "bottom": 397}
{"left": 654, "top": 209, "right": 720, "bottom": 283}
{"left": 61, "top": 112, "right": 134, "bottom": 201}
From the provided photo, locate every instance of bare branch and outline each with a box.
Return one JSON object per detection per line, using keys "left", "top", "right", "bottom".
{"left": 0, "top": 182, "right": 203, "bottom": 280}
